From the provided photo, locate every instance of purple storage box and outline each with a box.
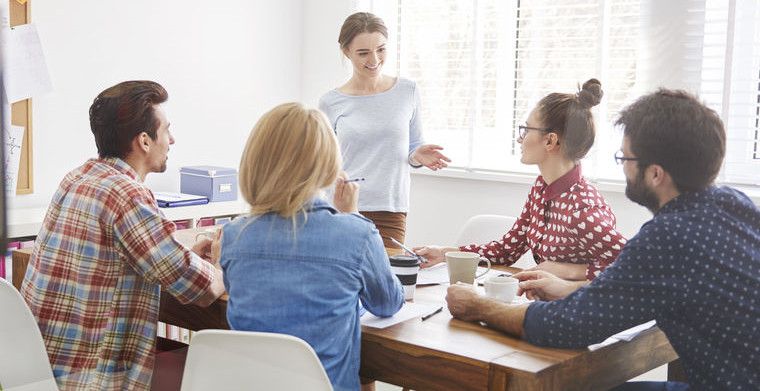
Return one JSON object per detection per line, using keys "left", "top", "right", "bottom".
{"left": 180, "top": 166, "right": 238, "bottom": 202}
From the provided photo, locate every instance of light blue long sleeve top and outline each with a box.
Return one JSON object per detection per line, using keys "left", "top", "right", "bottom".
{"left": 220, "top": 198, "right": 404, "bottom": 391}
{"left": 319, "top": 77, "right": 425, "bottom": 212}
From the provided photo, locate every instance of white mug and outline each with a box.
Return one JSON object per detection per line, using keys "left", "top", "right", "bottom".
{"left": 195, "top": 227, "right": 219, "bottom": 242}
{"left": 445, "top": 251, "right": 491, "bottom": 285}
{"left": 484, "top": 276, "right": 519, "bottom": 303}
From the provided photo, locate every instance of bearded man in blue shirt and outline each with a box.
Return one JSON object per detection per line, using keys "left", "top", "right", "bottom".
{"left": 446, "top": 88, "right": 760, "bottom": 391}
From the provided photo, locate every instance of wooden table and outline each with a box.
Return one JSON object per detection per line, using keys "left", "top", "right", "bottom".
{"left": 12, "top": 227, "right": 684, "bottom": 390}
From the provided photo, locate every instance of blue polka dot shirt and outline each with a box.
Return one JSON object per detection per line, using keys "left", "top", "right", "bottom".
{"left": 524, "top": 186, "right": 760, "bottom": 391}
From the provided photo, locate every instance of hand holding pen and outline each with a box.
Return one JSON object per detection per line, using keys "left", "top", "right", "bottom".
{"left": 389, "top": 237, "right": 428, "bottom": 264}
{"left": 334, "top": 172, "right": 359, "bottom": 213}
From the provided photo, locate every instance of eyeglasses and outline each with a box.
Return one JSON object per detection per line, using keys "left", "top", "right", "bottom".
{"left": 517, "top": 125, "right": 552, "bottom": 139}
{"left": 614, "top": 150, "right": 640, "bottom": 165}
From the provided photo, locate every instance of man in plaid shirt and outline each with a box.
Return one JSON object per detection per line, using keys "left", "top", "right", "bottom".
{"left": 21, "top": 80, "right": 225, "bottom": 390}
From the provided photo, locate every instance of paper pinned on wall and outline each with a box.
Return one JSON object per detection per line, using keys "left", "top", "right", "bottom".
{"left": 4, "top": 124, "right": 24, "bottom": 196}
{"left": 0, "top": 1, "right": 9, "bottom": 31}
{"left": 3, "top": 23, "right": 53, "bottom": 103}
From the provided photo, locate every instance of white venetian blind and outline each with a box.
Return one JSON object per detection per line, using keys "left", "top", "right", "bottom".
{"left": 360, "top": 0, "right": 640, "bottom": 178}
{"left": 358, "top": 0, "right": 760, "bottom": 186}
{"left": 699, "top": 0, "right": 760, "bottom": 185}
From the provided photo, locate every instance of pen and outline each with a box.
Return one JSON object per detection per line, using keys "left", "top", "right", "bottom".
{"left": 421, "top": 306, "right": 443, "bottom": 321}
{"left": 343, "top": 178, "right": 365, "bottom": 183}
{"left": 388, "top": 237, "right": 428, "bottom": 263}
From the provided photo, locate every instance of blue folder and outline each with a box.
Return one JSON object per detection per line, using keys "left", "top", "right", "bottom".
{"left": 154, "top": 192, "right": 209, "bottom": 208}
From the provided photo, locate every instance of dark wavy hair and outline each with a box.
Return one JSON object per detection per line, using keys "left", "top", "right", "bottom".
{"left": 536, "top": 78, "right": 603, "bottom": 161}
{"left": 616, "top": 89, "right": 725, "bottom": 192}
{"left": 89, "top": 80, "right": 168, "bottom": 159}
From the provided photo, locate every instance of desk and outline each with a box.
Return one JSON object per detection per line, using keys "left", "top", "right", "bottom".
{"left": 12, "top": 228, "right": 684, "bottom": 390}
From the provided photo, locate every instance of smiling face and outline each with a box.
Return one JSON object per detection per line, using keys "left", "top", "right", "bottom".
{"left": 146, "top": 104, "right": 174, "bottom": 174}
{"left": 517, "top": 108, "right": 551, "bottom": 165}
{"left": 344, "top": 31, "right": 387, "bottom": 78}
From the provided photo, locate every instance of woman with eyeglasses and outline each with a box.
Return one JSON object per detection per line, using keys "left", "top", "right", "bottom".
{"left": 414, "top": 79, "right": 627, "bottom": 282}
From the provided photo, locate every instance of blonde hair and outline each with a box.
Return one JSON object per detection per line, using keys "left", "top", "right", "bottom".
{"left": 239, "top": 102, "right": 341, "bottom": 227}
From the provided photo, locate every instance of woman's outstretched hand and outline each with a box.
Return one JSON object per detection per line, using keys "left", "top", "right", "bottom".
{"left": 411, "top": 144, "right": 451, "bottom": 171}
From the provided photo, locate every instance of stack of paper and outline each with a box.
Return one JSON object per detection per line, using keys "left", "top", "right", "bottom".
{"left": 587, "top": 320, "right": 657, "bottom": 351}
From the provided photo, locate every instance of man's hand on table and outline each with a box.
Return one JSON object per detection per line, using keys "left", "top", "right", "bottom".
{"left": 191, "top": 238, "right": 213, "bottom": 262}
{"left": 445, "top": 283, "right": 485, "bottom": 322}
{"left": 191, "top": 229, "right": 223, "bottom": 268}
{"left": 446, "top": 283, "right": 528, "bottom": 337}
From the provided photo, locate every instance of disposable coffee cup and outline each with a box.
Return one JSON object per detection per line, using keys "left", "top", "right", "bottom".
{"left": 484, "top": 276, "right": 519, "bottom": 303}
{"left": 389, "top": 255, "right": 421, "bottom": 301}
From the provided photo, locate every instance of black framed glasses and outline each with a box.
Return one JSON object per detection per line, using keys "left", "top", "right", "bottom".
{"left": 614, "top": 150, "right": 640, "bottom": 165}
{"left": 517, "top": 125, "right": 552, "bottom": 139}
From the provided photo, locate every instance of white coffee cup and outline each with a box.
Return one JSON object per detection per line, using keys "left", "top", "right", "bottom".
{"left": 445, "top": 251, "right": 491, "bottom": 285}
{"left": 195, "top": 227, "right": 219, "bottom": 242}
{"left": 484, "top": 276, "right": 519, "bottom": 303}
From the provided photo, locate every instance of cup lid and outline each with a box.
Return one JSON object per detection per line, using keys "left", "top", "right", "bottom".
{"left": 389, "top": 255, "right": 420, "bottom": 267}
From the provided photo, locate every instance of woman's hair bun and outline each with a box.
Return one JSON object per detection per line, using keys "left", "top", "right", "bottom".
{"left": 577, "top": 78, "right": 603, "bottom": 108}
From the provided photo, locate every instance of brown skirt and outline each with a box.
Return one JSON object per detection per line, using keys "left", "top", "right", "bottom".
{"left": 359, "top": 211, "right": 407, "bottom": 249}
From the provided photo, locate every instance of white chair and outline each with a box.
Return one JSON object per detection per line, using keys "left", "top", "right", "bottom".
{"left": 0, "top": 278, "right": 58, "bottom": 391}
{"left": 180, "top": 329, "right": 333, "bottom": 391}
{"left": 455, "top": 214, "right": 537, "bottom": 269}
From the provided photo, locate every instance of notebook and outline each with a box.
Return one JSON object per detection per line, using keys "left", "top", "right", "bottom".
{"left": 154, "top": 192, "right": 209, "bottom": 208}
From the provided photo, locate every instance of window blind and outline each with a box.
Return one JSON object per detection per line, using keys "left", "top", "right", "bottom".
{"left": 357, "top": 0, "right": 760, "bottom": 186}
{"left": 700, "top": 0, "right": 760, "bottom": 185}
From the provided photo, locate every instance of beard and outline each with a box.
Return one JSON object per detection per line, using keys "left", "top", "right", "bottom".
{"left": 625, "top": 169, "right": 660, "bottom": 214}
{"left": 156, "top": 161, "right": 168, "bottom": 173}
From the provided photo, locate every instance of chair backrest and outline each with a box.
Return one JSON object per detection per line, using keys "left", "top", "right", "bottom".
{"left": 180, "top": 329, "right": 333, "bottom": 391}
{"left": 0, "top": 278, "right": 58, "bottom": 391}
{"left": 455, "top": 214, "right": 517, "bottom": 246}
{"left": 455, "top": 214, "right": 536, "bottom": 269}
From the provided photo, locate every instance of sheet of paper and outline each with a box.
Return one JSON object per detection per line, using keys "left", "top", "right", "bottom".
{"left": 587, "top": 320, "right": 657, "bottom": 351}
{"left": 0, "top": 1, "right": 9, "bottom": 31}
{"left": 4, "top": 124, "right": 24, "bottom": 196}
{"left": 361, "top": 302, "right": 441, "bottom": 329}
{"left": 3, "top": 23, "right": 54, "bottom": 103}
{"left": 417, "top": 263, "right": 505, "bottom": 285}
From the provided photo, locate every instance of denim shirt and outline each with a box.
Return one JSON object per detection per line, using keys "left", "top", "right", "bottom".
{"left": 220, "top": 198, "right": 404, "bottom": 391}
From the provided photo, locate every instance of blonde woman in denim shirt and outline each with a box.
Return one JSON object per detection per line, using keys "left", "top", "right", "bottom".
{"left": 217, "top": 102, "right": 404, "bottom": 391}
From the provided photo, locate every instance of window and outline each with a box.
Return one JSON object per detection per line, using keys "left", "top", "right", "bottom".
{"left": 357, "top": 0, "right": 760, "bottom": 186}
{"left": 698, "top": 0, "right": 760, "bottom": 185}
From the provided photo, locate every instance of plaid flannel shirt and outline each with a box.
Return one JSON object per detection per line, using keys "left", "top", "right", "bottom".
{"left": 21, "top": 157, "right": 215, "bottom": 390}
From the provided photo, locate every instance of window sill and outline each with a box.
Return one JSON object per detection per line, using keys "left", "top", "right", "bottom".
{"left": 411, "top": 167, "right": 760, "bottom": 205}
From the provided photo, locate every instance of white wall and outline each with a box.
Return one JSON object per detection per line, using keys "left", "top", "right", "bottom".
{"left": 9, "top": 0, "right": 303, "bottom": 210}
{"left": 301, "top": 0, "right": 353, "bottom": 106}
{"left": 10, "top": 1, "right": 756, "bottom": 249}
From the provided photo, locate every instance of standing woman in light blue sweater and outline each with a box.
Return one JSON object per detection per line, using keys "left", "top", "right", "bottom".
{"left": 319, "top": 12, "right": 450, "bottom": 249}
